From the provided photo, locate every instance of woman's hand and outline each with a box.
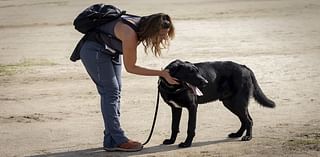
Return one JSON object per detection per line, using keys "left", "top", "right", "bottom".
{"left": 161, "top": 70, "right": 179, "bottom": 85}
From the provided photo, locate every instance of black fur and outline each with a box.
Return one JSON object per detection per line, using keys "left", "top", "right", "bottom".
{"left": 159, "top": 59, "right": 275, "bottom": 148}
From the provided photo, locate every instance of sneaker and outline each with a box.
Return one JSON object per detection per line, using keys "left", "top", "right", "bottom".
{"left": 104, "top": 140, "right": 143, "bottom": 152}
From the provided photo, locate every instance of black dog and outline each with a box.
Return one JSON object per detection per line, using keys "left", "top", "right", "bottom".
{"left": 158, "top": 59, "right": 275, "bottom": 148}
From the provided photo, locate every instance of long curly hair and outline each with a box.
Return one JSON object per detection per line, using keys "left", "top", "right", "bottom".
{"left": 137, "top": 13, "right": 175, "bottom": 57}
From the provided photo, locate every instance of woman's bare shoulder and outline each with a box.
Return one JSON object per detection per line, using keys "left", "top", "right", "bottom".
{"left": 114, "top": 21, "right": 138, "bottom": 42}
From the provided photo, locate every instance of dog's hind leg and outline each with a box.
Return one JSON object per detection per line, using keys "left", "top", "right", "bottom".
{"left": 223, "top": 98, "right": 253, "bottom": 141}
{"left": 223, "top": 100, "right": 245, "bottom": 138}
{"left": 242, "top": 111, "right": 253, "bottom": 141}
{"left": 163, "top": 107, "right": 182, "bottom": 145}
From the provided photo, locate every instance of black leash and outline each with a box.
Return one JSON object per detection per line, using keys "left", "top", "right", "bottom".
{"left": 142, "top": 84, "right": 160, "bottom": 146}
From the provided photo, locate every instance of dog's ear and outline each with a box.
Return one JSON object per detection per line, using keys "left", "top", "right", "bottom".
{"left": 173, "top": 61, "right": 209, "bottom": 88}
{"left": 166, "top": 59, "right": 183, "bottom": 76}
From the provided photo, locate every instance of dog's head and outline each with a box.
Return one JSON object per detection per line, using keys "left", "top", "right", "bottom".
{"left": 165, "top": 59, "right": 208, "bottom": 88}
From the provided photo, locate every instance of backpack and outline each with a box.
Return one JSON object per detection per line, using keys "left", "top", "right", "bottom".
{"left": 70, "top": 4, "right": 127, "bottom": 62}
{"left": 73, "top": 4, "right": 126, "bottom": 34}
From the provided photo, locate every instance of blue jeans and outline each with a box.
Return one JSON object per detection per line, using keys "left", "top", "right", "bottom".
{"left": 80, "top": 41, "right": 128, "bottom": 148}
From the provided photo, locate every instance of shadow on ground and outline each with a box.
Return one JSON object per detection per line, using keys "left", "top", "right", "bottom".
{"left": 28, "top": 138, "right": 237, "bottom": 157}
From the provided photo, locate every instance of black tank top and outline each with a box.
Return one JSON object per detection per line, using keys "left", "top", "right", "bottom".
{"left": 97, "top": 14, "right": 141, "bottom": 54}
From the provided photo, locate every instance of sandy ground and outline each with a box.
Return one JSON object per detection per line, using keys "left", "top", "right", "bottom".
{"left": 0, "top": 0, "right": 319, "bottom": 156}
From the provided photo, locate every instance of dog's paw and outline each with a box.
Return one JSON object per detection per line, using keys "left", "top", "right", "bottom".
{"left": 241, "top": 136, "right": 252, "bottom": 141}
{"left": 163, "top": 139, "right": 175, "bottom": 145}
{"left": 178, "top": 142, "right": 191, "bottom": 148}
{"left": 228, "top": 133, "right": 243, "bottom": 138}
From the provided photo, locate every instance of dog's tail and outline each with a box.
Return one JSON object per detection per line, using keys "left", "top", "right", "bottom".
{"left": 247, "top": 67, "right": 275, "bottom": 108}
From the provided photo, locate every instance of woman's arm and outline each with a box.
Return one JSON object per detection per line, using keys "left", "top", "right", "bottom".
{"left": 115, "top": 22, "right": 178, "bottom": 84}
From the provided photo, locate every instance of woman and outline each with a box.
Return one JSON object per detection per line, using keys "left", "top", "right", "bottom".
{"left": 80, "top": 13, "right": 178, "bottom": 152}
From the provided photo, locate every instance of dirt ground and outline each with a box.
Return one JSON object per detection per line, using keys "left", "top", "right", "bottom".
{"left": 0, "top": 0, "right": 319, "bottom": 156}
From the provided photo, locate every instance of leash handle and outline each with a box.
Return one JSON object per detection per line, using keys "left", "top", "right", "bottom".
{"left": 142, "top": 88, "right": 160, "bottom": 145}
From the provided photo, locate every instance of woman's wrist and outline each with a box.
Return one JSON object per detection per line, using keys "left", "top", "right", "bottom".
{"left": 158, "top": 70, "right": 165, "bottom": 77}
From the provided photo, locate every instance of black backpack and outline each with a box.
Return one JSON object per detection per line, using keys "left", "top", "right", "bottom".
{"left": 73, "top": 4, "right": 126, "bottom": 34}
{"left": 70, "top": 4, "right": 127, "bottom": 62}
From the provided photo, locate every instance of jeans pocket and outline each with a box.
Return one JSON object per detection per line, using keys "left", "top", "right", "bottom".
{"left": 97, "top": 49, "right": 121, "bottom": 65}
{"left": 96, "top": 49, "right": 112, "bottom": 63}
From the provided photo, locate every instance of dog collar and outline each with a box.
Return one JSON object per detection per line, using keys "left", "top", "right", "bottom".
{"left": 158, "top": 77, "right": 204, "bottom": 96}
{"left": 158, "top": 77, "right": 188, "bottom": 94}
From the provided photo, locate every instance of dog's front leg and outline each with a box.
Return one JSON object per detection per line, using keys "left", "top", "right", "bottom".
{"left": 163, "top": 106, "right": 182, "bottom": 145}
{"left": 179, "top": 104, "right": 198, "bottom": 148}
